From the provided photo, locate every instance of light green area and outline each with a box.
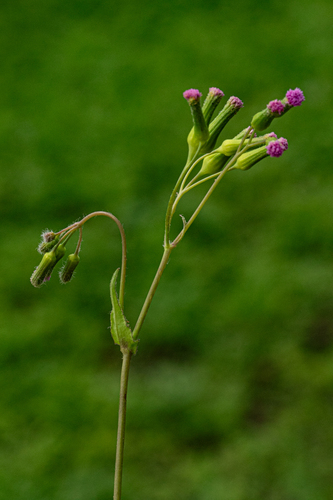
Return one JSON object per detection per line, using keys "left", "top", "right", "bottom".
{"left": 1, "top": 0, "right": 333, "bottom": 498}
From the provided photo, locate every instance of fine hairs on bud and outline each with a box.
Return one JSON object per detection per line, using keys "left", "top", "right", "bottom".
{"left": 59, "top": 254, "right": 80, "bottom": 284}
{"left": 30, "top": 251, "right": 57, "bottom": 288}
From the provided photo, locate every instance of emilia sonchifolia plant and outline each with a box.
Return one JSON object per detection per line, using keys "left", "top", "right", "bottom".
{"left": 31, "top": 85, "right": 305, "bottom": 499}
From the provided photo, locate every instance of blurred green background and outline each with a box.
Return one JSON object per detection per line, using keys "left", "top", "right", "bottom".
{"left": 1, "top": 0, "right": 333, "bottom": 499}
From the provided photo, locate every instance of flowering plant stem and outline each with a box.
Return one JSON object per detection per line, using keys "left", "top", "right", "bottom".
{"left": 114, "top": 350, "right": 132, "bottom": 500}
{"left": 30, "top": 86, "right": 304, "bottom": 500}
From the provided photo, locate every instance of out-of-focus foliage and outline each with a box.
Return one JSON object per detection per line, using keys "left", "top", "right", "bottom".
{"left": 1, "top": 0, "right": 333, "bottom": 499}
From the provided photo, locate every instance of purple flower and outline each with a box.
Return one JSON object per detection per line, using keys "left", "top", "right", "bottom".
{"left": 267, "top": 99, "right": 285, "bottom": 115}
{"left": 183, "top": 89, "right": 202, "bottom": 101}
{"left": 266, "top": 140, "right": 284, "bottom": 158}
{"left": 285, "top": 88, "right": 305, "bottom": 107}
{"left": 267, "top": 132, "right": 277, "bottom": 139}
{"left": 228, "top": 96, "right": 244, "bottom": 109}
{"left": 278, "top": 137, "right": 288, "bottom": 151}
{"left": 209, "top": 87, "right": 224, "bottom": 97}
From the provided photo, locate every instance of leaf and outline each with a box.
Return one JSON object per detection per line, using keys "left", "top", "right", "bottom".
{"left": 110, "top": 268, "right": 138, "bottom": 354}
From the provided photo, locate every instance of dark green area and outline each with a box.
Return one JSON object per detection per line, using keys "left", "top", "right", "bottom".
{"left": 1, "top": 0, "right": 333, "bottom": 498}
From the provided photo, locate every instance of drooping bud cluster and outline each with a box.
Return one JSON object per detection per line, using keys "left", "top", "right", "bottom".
{"left": 31, "top": 228, "right": 81, "bottom": 287}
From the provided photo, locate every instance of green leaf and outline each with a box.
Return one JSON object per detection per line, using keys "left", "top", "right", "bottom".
{"left": 110, "top": 268, "right": 138, "bottom": 354}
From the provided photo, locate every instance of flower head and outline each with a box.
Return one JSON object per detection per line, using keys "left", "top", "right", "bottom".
{"left": 266, "top": 140, "right": 284, "bottom": 158}
{"left": 228, "top": 96, "right": 244, "bottom": 109}
{"left": 208, "top": 87, "right": 224, "bottom": 97}
{"left": 267, "top": 99, "right": 285, "bottom": 115}
{"left": 267, "top": 132, "right": 278, "bottom": 138}
{"left": 285, "top": 88, "right": 305, "bottom": 107}
{"left": 278, "top": 137, "right": 288, "bottom": 151}
{"left": 183, "top": 89, "right": 202, "bottom": 101}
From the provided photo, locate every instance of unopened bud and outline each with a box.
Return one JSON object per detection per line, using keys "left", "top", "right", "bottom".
{"left": 199, "top": 152, "right": 228, "bottom": 176}
{"left": 54, "top": 244, "right": 66, "bottom": 263}
{"left": 219, "top": 135, "right": 268, "bottom": 156}
{"left": 251, "top": 108, "right": 275, "bottom": 132}
{"left": 202, "top": 87, "right": 225, "bottom": 125}
{"left": 184, "top": 89, "right": 209, "bottom": 160}
{"left": 30, "top": 252, "right": 57, "bottom": 288}
{"left": 59, "top": 254, "right": 80, "bottom": 283}
{"left": 38, "top": 234, "right": 59, "bottom": 254}
{"left": 42, "top": 230, "right": 56, "bottom": 242}
{"left": 202, "top": 96, "right": 243, "bottom": 154}
{"left": 233, "top": 145, "right": 268, "bottom": 171}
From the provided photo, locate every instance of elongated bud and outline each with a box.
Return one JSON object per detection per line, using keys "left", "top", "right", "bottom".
{"left": 202, "top": 87, "right": 225, "bottom": 125}
{"left": 59, "top": 254, "right": 80, "bottom": 283}
{"left": 233, "top": 137, "right": 288, "bottom": 170}
{"left": 38, "top": 234, "right": 59, "bottom": 254}
{"left": 184, "top": 89, "right": 209, "bottom": 160}
{"left": 199, "top": 152, "right": 229, "bottom": 176}
{"left": 41, "top": 243, "right": 67, "bottom": 282}
{"left": 54, "top": 244, "right": 66, "bottom": 263}
{"left": 219, "top": 135, "right": 268, "bottom": 156}
{"left": 202, "top": 96, "right": 243, "bottom": 154}
{"left": 251, "top": 108, "right": 275, "bottom": 132}
{"left": 233, "top": 145, "right": 268, "bottom": 170}
{"left": 30, "top": 252, "right": 57, "bottom": 288}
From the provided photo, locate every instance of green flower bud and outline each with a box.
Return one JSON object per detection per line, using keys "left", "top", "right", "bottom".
{"left": 219, "top": 136, "right": 267, "bottom": 156}
{"left": 233, "top": 145, "right": 268, "bottom": 171}
{"left": 201, "top": 87, "right": 225, "bottom": 125}
{"left": 184, "top": 89, "right": 209, "bottom": 161}
{"left": 38, "top": 235, "right": 59, "bottom": 254}
{"left": 42, "top": 244, "right": 66, "bottom": 282}
{"left": 59, "top": 254, "right": 80, "bottom": 284}
{"left": 30, "top": 251, "right": 57, "bottom": 288}
{"left": 251, "top": 108, "right": 274, "bottom": 132}
{"left": 199, "top": 152, "right": 228, "bottom": 176}
{"left": 54, "top": 244, "right": 66, "bottom": 263}
{"left": 201, "top": 96, "right": 244, "bottom": 155}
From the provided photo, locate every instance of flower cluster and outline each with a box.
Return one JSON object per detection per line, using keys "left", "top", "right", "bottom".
{"left": 183, "top": 86, "right": 304, "bottom": 174}
{"left": 31, "top": 229, "right": 81, "bottom": 287}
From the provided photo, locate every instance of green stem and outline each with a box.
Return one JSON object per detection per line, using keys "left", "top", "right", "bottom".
{"left": 74, "top": 211, "right": 127, "bottom": 309}
{"left": 113, "top": 350, "right": 132, "bottom": 500}
{"left": 132, "top": 246, "right": 173, "bottom": 340}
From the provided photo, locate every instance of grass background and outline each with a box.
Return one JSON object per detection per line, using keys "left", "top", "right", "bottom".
{"left": 1, "top": 0, "right": 333, "bottom": 499}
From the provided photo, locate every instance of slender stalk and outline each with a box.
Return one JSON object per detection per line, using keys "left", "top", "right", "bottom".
{"left": 113, "top": 350, "right": 132, "bottom": 500}
{"left": 132, "top": 246, "right": 173, "bottom": 340}
{"left": 73, "top": 211, "right": 127, "bottom": 309}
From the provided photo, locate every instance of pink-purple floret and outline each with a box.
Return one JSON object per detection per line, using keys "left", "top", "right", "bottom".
{"left": 183, "top": 89, "right": 202, "bottom": 101}
{"left": 209, "top": 87, "right": 225, "bottom": 97}
{"left": 267, "top": 99, "right": 285, "bottom": 115}
{"left": 266, "top": 140, "right": 284, "bottom": 158}
{"left": 229, "top": 96, "right": 243, "bottom": 109}
{"left": 267, "top": 132, "right": 278, "bottom": 138}
{"left": 286, "top": 88, "right": 305, "bottom": 107}
{"left": 278, "top": 137, "right": 288, "bottom": 151}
